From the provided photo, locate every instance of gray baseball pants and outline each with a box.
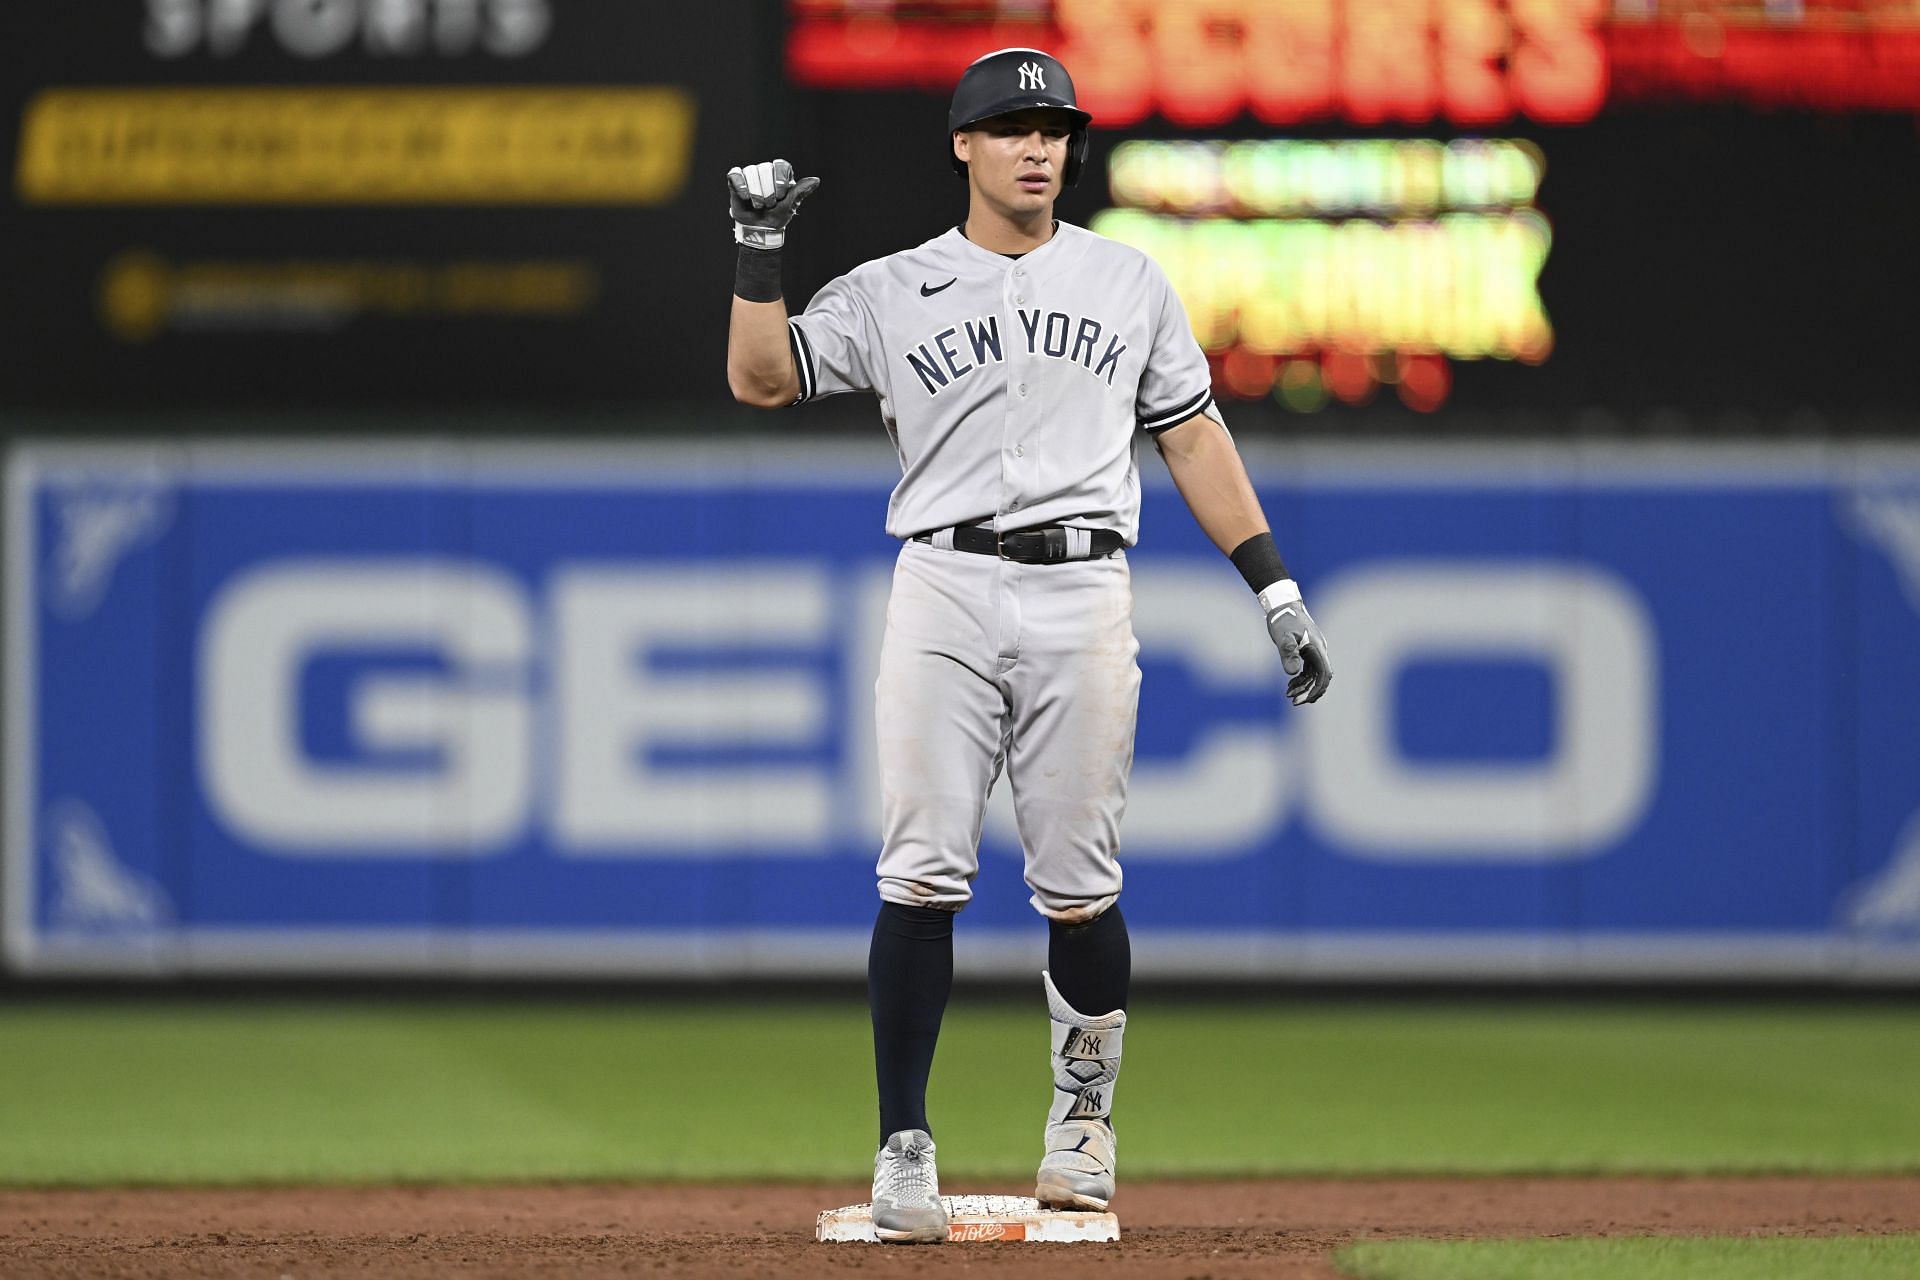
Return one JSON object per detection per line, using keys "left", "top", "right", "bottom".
{"left": 874, "top": 537, "right": 1139, "bottom": 922}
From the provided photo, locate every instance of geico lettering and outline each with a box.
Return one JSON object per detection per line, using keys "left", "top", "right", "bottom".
{"left": 144, "top": 0, "right": 550, "bottom": 58}
{"left": 197, "top": 558, "right": 836, "bottom": 854}
{"left": 198, "top": 560, "right": 534, "bottom": 851}
{"left": 1302, "top": 561, "right": 1659, "bottom": 859}
{"left": 195, "top": 555, "right": 1657, "bottom": 862}
{"left": 550, "top": 564, "right": 834, "bottom": 851}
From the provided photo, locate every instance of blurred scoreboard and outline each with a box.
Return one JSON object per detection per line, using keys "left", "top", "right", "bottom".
{"left": 1, "top": 1, "right": 1916, "bottom": 419}
{"left": 790, "top": 0, "right": 1920, "bottom": 120}
{"left": 1092, "top": 138, "right": 1552, "bottom": 412}
{"left": 787, "top": 0, "right": 1920, "bottom": 418}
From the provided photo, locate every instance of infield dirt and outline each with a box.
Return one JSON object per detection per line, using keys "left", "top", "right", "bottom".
{"left": 6, "top": 1177, "right": 1920, "bottom": 1278}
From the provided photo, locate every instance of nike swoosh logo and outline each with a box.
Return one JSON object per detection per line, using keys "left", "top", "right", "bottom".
{"left": 920, "top": 278, "right": 956, "bottom": 296}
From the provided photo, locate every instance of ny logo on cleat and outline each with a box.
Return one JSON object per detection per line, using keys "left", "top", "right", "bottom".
{"left": 1019, "top": 61, "right": 1045, "bottom": 91}
{"left": 1064, "top": 1029, "right": 1105, "bottom": 1057}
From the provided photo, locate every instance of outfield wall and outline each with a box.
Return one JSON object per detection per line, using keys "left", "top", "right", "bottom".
{"left": 7, "top": 439, "right": 1920, "bottom": 980}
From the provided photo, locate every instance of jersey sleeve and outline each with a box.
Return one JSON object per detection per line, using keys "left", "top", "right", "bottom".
{"left": 1134, "top": 266, "right": 1224, "bottom": 434}
{"left": 786, "top": 271, "right": 878, "bottom": 404}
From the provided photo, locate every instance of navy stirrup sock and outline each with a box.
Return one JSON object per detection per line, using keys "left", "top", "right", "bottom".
{"left": 868, "top": 902, "right": 955, "bottom": 1145}
{"left": 1047, "top": 905, "right": 1131, "bottom": 1017}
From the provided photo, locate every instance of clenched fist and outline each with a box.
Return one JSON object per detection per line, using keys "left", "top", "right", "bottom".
{"left": 728, "top": 159, "right": 821, "bottom": 251}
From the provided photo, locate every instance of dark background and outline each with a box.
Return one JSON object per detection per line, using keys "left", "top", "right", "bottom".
{"left": 2, "top": 2, "right": 1916, "bottom": 433}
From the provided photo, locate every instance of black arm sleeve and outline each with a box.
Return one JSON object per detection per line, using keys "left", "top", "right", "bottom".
{"left": 1229, "top": 531, "right": 1290, "bottom": 595}
{"left": 734, "top": 246, "right": 783, "bottom": 303}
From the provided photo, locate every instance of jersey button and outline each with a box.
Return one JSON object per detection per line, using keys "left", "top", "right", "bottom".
{"left": 1015, "top": 445, "right": 1024, "bottom": 457}
{"left": 1018, "top": 382, "right": 1028, "bottom": 396}
{"left": 1013, "top": 266, "right": 1026, "bottom": 278}
{"left": 1014, "top": 294, "right": 1025, "bottom": 305}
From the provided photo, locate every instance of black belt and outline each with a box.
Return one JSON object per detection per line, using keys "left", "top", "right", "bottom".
{"left": 911, "top": 523, "right": 1125, "bottom": 564}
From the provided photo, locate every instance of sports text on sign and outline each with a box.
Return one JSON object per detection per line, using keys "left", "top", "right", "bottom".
{"left": 144, "top": 0, "right": 553, "bottom": 59}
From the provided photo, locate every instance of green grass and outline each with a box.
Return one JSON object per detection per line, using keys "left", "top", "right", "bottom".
{"left": 1335, "top": 1236, "right": 1920, "bottom": 1280}
{"left": 1, "top": 998, "right": 1918, "bottom": 1184}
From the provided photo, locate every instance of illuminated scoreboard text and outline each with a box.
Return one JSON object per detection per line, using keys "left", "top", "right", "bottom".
{"left": 790, "top": 0, "right": 1920, "bottom": 122}
{"left": 1093, "top": 139, "right": 1552, "bottom": 411}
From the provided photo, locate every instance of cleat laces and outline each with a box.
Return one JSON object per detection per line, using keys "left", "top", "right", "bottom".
{"left": 882, "top": 1139, "right": 936, "bottom": 1206}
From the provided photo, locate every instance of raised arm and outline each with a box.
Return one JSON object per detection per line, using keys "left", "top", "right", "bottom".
{"left": 725, "top": 159, "right": 819, "bottom": 408}
{"left": 729, "top": 297, "right": 798, "bottom": 408}
{"left": 1155, "top": 413, "right": 1333, "bottom": 705}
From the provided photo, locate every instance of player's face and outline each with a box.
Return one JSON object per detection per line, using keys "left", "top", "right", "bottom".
{"left": 955, "top": 110, "right": 1073, "bottom": 218}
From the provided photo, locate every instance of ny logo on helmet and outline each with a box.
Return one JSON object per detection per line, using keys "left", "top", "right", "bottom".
{"left": 1019, "top": 61, "right": 1045, "bottom": 91}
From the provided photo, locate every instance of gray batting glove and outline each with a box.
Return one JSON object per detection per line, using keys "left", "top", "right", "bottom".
{"left": 727, "top": 159, "right": 821, "bottom": 251}
{"left": 1260, "top": 581, "right": 1332, "bottom": 706}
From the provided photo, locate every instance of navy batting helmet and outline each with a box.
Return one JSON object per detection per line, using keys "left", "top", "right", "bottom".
{"left": 947, "top": 48, "right": 1092, "bottom": 187}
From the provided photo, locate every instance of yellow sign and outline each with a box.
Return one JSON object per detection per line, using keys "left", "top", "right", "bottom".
{"left": 1108, "top": 138, "right": 1545, "bottom": 217}
{"left": 97, "top": 252, "right": 599, "bottom": 342}
{"left": 17, "top": 87, "right": 696, "bottom": 205}
{"left": 1093, "top": 207, "right": 1553, "bottom": 363}
{"left": 1093, "top": 136, "right": 1555, "bottom": 406}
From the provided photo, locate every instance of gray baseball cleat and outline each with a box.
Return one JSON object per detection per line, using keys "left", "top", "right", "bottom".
{"left": 871, "top": 1129, "right": 948, "bottom": 1243}
{"left": 1036, "top": 1118, "right": 1116, "bottom": 1210}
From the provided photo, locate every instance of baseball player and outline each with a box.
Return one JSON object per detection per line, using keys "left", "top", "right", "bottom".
{"left": 726, "top": 48, "right": 1331, "bottom": 1243}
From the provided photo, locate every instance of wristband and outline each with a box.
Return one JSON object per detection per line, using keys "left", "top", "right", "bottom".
{"left": 734, "top": 245, "right": 783, "bottom": 303}
{"left": 1229, "top": 531, "right": 1290, "bottom": 596}
{"left": 1257, "top": 579, "right": 1302, "bottom": 613}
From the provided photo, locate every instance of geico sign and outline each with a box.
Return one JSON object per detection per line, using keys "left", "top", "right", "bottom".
{"left": 198, "top": 558, "right": 1657, "bottom": 861}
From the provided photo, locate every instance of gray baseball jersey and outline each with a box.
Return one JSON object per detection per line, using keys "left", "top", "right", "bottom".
{"left": 787, "top": 221, "right": 1224, "bottom": 543}
{"left": 787, "top": 219, "right": 1223, "bottom": 920}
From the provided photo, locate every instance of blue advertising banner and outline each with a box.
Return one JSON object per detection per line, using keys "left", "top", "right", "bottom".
{"left": 8, "top": 441, "right": 1920, "bottom": 979}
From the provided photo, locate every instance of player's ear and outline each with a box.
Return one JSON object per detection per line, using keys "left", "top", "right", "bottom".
{"left": 953, "top": 130, "right": 969, "bottom": 164}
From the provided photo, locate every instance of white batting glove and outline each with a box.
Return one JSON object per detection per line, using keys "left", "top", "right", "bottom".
{"left": 727, "top": 159, "right": 821, "bottom": 251}
{"left": 1260, "top": 580, "right": 1333, "bottom": 706}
